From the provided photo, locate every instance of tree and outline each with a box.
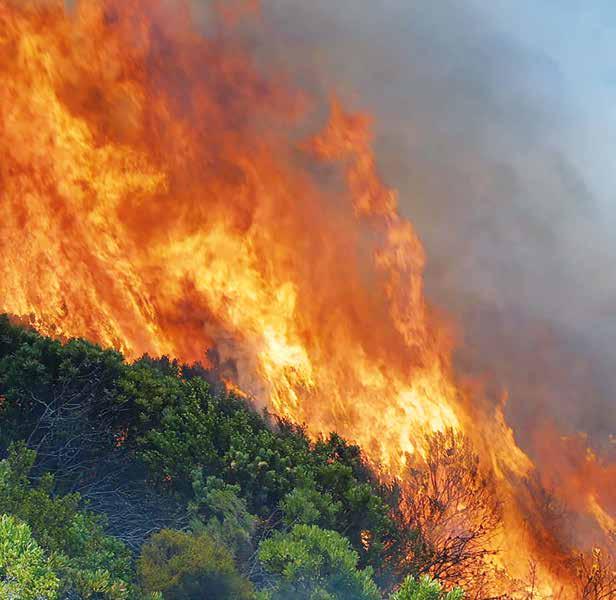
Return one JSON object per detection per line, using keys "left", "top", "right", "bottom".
{"left": 390, "top": 430, "right": 500, "bottom": 591}
{"left": 0, "top": 317, "right": 398, "bottom": 575}
{"left": 279, "top": 485, "right": 341, "bottom": 529}
{"left": 574, "top": 549, "right": 616, "bottom": 600}
{"left": 133, "top": 364, "right": 395, "bottom": 572}
{"left": 138, "top": 529, "right": 254, "bottom": 600}
{"left": 257, "top": 524, "right": 381, "bottom": 600}
{"left": 189, "top": 473, "right": 257, "bottom": 563}
{"left": 389, "top": 575, "right": 464, "bottom": 600}
{"left": 0, "top": 316, "right": 164, "bottom": 547}
{"left": 0, "top": 444, "right": 134, "bottom": 599}
{"left": 0, "top": 315, "right": 126, "bottom": 484}
{"left": 0, "top": 514, "right": 59, "bottom": 600}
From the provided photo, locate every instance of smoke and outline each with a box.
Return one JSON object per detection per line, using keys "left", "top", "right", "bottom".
{"left": 254, "top": 1, "right": 616, "bottom": 460}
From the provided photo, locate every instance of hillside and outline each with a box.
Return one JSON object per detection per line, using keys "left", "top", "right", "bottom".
{"left": 0, "top": 315, "right": 474, "bottom": 599}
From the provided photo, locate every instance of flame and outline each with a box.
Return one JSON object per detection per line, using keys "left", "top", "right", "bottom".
{"left": 0, "top": 1, "right": 613, "bottom": 596}
{"left": 589, "top": 496, "right": 615, "bottom": 539}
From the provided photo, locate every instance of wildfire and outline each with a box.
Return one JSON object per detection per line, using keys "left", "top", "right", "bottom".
{"left": 0, "top": 1, "right": 612, "bottom": 597}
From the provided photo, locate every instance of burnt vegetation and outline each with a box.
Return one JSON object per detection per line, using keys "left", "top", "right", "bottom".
{"left": 390, "top": 431, "right": 502, "bottom": 593}
{"left": 0, "top": 315, "right": 612, "bottom": 599}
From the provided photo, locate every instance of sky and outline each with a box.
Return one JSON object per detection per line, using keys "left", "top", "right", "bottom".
{"left": 477, "top": 0, "right": 616, "bottom": 242}
{"left": 262, "top": 0, "right": 616, "bottom": 453}
{"left": 470, "top": 0, "right": 616, "bottom": 335}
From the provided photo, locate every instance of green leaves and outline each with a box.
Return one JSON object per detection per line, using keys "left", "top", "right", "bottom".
{"left": 189, "top": 474, "right": 257, "bottom": 561}
{"left": 128, "top": 360, "right": 395, "bottom": 571}
{"left": 280, "top": 486, "right": 341, "bottom": 528}
{"left": 258, "top": 524, "right": 381, "bottom": 600}
{"left": 0, "top": 445, "right": 134, "bottom": 599}
{"left": 389, "top": 576, "right": 464, "bottom": 600}
{"left": 0, "top": 514, "right": 60, "bottom": 600}
{"left": 138, "top": 529, "right": 255, "bottom": 600}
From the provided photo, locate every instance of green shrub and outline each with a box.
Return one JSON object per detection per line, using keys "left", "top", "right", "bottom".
{"left": 0, "top": 444, "right": 133, "bottom": 599}
{"left": 258, "top": 524, "right": 380, "bottom": 600}
{"left": 389, "top": 576, "right": 463, "bottom": 600}
{"left": 0, "top": 514, "right": 59, "bottom": 600}
{"left": 138, "top": 529, "right": 254, "bottom": 600}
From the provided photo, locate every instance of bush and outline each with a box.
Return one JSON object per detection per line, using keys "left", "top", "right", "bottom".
{"left": 389, "top": 575, "right": 463, "bottom": 600}
{"left": 0, "top": 514, "right": 59, "bottom": 600}
{"left": 258, "top": 524, "right": 381, "bottom": 600}
{"left": 0, "top": 443, "right": 134, "bottom": 599}
{"left": 138, "top": 529, "right": 254, "bottom": 600}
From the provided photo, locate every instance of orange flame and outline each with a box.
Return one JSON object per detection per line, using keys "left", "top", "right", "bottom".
{"left": 0, "top": 1, "right": 612, "bottom": 596}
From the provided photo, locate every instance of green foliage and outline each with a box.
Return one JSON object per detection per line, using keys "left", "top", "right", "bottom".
{"left": 126, "top": 361, "right": 395, "bottom": 569}
{"left": 280, "top": 485, "right": 341, "bottom": 528}
{"left": 0, "top": 317, "right": 472, "bottom": 598}
{"left": 257, "top": 524, "right": 381, "bottom": 600}
{"left": 0, "top": 443, "right": 134, "bottom": 599}
{"left": 0, "top": 317, "right": 397, "bottom": 572}
{"left": 189, "top": 473, "right": 257, "bottom": 561}
{"left": 138, "top": 529, "right": 254, "bottom": 600}
{"left": 389, "top": 576, "right": 464, "bottom": 600}
{"left": 0, "top": 315, "right": 125, "bottom": 451}
{"left": 0, "top": 514, "right": 59, "bottom": 600}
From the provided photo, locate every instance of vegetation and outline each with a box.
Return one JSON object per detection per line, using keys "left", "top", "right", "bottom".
{"left": 0, "top": 443, "right": 133, "bottom": 598}
{"left": 390, "top": 431, "right": 501, "bottom": 590}
{"left": 390, "top": 576, "right": 463, "bottom": 600}
{"left": 138, "top": 529, "right": 254, "bottom": 600}
{"left": 257, "top": 524, "right": 381, "bottom": 600}
{"left": 13, "top": 313, "right": 601, "bottom": 598}
{"left": 0, "top": 514, "right": 59, "bottom": 600}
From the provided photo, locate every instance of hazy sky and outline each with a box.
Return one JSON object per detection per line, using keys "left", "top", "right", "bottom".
{"left": 477, "top": 0, "right": 616, "bottom": 253}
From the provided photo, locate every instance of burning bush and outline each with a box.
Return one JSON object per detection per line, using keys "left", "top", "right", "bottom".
{"left": 390, "top": 430, "right": 501, "bottom": 595}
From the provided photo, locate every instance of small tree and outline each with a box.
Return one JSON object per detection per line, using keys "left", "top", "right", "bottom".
{"left": 190, "top": 474, "right": 256, "bottom": 557}
{"left": 392, "top": 430, "right": 500, "bottom": 591}
{"left": 574, "top": 548, "right": 616, "bottom": 600}
{"left": 257, "top": 524, "right": 381, "bottom": 600}
{"left": 390, "top": 575, "right": 464, "bottom": 600}
{"left": 0, "top": 514, "right": 59, "bottom": 600}
{"left": 138, "top": 529, "right": 254, "bottom": 600}
{"left": 0, "top": 444, "right": 134, "bottom": 599}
